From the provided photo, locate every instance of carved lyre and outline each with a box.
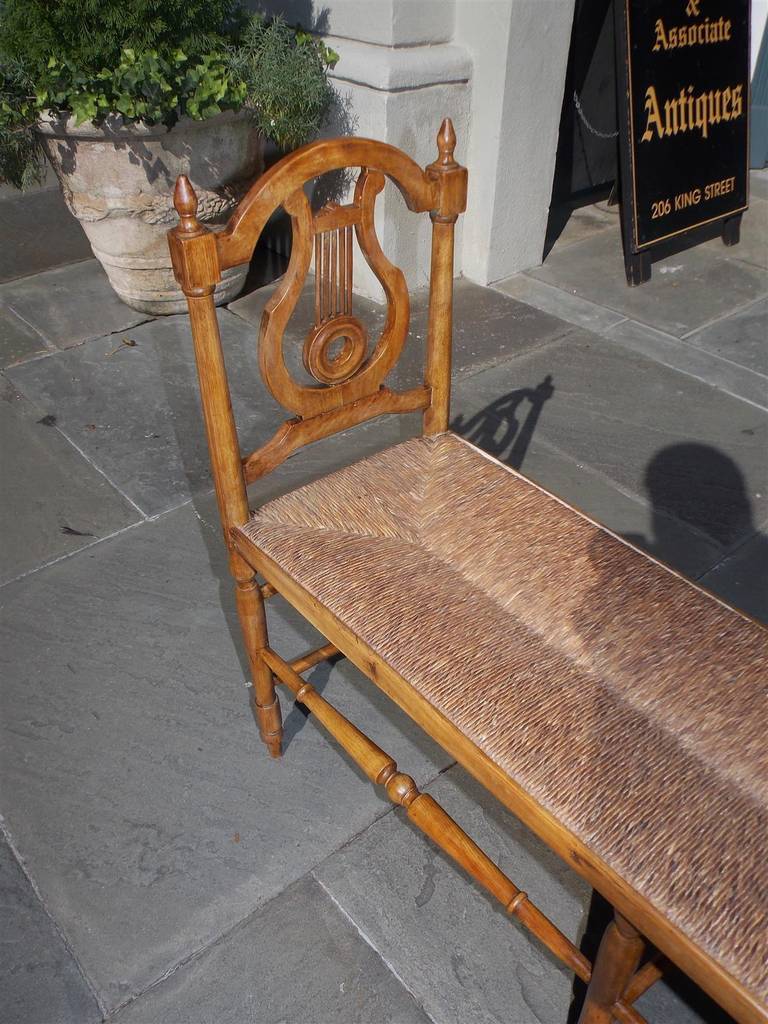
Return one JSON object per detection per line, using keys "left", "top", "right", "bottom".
{"left": 169, "top": 119, "right": 467, "bottom": 491}
{"left": 306, "top": 202, "right": 362, "bottom": 384}
{"left": 259, "top": 169, "right": 410, "bottom": 419}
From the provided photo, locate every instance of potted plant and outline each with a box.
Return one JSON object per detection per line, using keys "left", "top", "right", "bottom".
{"left": 0, "top": 1, "right": 338, "bottom": 314}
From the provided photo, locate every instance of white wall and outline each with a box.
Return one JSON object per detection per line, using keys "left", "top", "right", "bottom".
{"left": 455, "top": 0, "right": 576, "bottom": 285}
{"left": 752, "top": 0, "right": 768, "bottom": 75}
{"left": 257, "top": 0, "right": 576, "bottom": 295}
{"left": 291, "top": 0, "right": 473, "bottom": 299}
{"left": 327, "top": 34, "right": 470, "bottom": 299}
{"left": 258, "top": 0, "right": 456, "bottom": 46}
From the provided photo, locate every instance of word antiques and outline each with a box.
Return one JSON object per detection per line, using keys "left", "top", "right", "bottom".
{"left": 641, "top": 83, "right": 744, "bottom": 141}
{"left": 641, "top": 2, "right": 744, "bottom": 143}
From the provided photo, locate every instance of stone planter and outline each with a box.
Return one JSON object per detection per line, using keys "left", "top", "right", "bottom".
{"left": 36, "top": 110, "right": 263, "bottom": 315}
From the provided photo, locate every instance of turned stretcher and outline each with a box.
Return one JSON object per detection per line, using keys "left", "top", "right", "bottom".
{"left": 169, "top": 120, "right": 768, "bottom": 1024}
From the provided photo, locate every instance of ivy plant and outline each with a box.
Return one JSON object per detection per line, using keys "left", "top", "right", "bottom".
{"left": 0, "top": 4, "right": 339, "bottom": 189}
{"left": 34, "top": 49, "right": 247, "bottom": 126}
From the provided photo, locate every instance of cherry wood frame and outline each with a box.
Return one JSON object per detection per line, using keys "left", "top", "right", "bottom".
{"left": 169, "top": 121, "right": 766, "bottom": 1024}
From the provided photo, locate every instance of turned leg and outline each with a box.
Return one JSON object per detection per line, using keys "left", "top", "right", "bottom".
{"left": 578, "top": 912, "right": 644, "bottom": 1024}
{"left": 234, "top": 557, "right": 282, "bottom": 758}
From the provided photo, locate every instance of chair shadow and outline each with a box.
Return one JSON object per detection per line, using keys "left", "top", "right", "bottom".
{"left": 451, "top": 374, "right": 555, "bottom": 471}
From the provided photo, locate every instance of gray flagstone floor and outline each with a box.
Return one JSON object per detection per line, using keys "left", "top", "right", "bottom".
{"left": 1, "top": 172, "right": 766, "bottom": 1024}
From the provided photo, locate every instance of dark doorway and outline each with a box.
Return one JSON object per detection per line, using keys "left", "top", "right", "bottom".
{"left": 546, "top": 0, "right": 618, "bottom": 256}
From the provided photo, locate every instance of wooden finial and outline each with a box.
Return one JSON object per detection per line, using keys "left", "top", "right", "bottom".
{"left": 174, "top": 174, "right": 201, "bottom": 233}
{"left": 436, "top": 118, "right": 457, "bottom": 167}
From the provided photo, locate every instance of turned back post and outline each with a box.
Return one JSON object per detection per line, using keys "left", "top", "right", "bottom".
{"left": 168, "top": 120, "right": 467, "bottom": 549}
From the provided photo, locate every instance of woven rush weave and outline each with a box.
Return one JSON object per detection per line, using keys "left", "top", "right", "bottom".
{"left": 237, "top": 431, "right": 768, "bottom": 1005}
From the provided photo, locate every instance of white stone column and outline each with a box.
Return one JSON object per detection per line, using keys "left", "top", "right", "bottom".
{"left": 259, "top": 0, "right": 470, "bottom": 300}
{"left": 752, "top": 1, "right": 768, "bottom": 75}
{"left": 327, "top": 43, "right": 471, "bottom": 298}
{"left": 259, "top": 0, "right": 576, "bottom": 295}
{"left": 454, "top": 0, "right": 576, "bottom": 285}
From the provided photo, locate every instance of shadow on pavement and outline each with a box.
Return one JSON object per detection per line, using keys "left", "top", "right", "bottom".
{"left": 451, "top": 374, "right": 555, "bottom": 471}
{"left": 626, "top": 442, "right": 756, "bottom": 554}
{"left": 625, "top": 442, "right": 767, "bottom": 623}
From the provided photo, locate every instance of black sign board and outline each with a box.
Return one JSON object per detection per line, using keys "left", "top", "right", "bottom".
{"left": 615, "top": 0, "right": 750, "bottom": 283}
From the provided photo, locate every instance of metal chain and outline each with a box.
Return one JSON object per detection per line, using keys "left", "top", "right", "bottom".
{"left": 572, "top": 90, "right": 619, "bottom": 139}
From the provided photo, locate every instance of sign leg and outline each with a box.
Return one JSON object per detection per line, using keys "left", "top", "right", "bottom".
{"left": 721, "top": 213, "right": 742, "bottom": 247}
{"left": 625, "top": 250, "right": 651, "bottom": 286}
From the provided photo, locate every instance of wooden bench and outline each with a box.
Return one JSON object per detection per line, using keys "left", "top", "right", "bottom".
{"left": 168, "top": 120, "right": 767, "bottom": 1024}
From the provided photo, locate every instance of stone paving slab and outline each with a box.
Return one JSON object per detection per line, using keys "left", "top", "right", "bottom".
{"left": 704, "top": 196, "right": 768, "bottom": 271}
{"left": 412, "top": 278, "right": 577, "bottom": 377}
{"left": 634, "top": 968, "right": 740, "bottom": 1024}
{"left": 113, "top": 875, "right": 430, "bottom": 1024}
{"left": 681, "top": 297, "right": 768, "bottom": 377}
{"left": 0, "top": 303, "right": 49, "bottom": 367}
{"left": 545, "top": 200, "right": 619, "bottom": 253}
{"left": 6, "top": 310, "right": 286, "bottom": 518}
{"left": 751, "top": 169, "right": 768, "bottom": 199}
{"left": 494, "top": 274, "right": 628, "bottom": 336}
{"left": 451, "top": 329, "right": 768, "bottom": 577}
{"left": 526, "top": 225, "right": 768, "bottom": 338}
{"left": 0, "top": 260, "right": 148, "bottom": 350}
{"left": 316, "top": 767, "right": 591, "bottom": 1024}
{"left": 316, "top": 767, "right": 727, "bottom": 1024}
{"left": 0, "top": 188, "right": 92, "bottom": 284}
{"left": 0, "top": 835, "right": 101, "bottom": 1024}
{"left": 699, "top": 529, "right": 768, "bottom": 625}
{"left": 0, "top": 503, "right": 449, "bottom": 1012}
{"left": 0, "top": 377, "right": 141, "bottom": 585}
{"left": 495, "top": 280, "right": 768, "bottom": 411}
{"left": 602, "top": 317, "right": 768, "bottom": 412}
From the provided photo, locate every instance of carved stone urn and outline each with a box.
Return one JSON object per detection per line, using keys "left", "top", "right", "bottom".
{"left": 36, "top": 110, "right": 262, "bottom": 315}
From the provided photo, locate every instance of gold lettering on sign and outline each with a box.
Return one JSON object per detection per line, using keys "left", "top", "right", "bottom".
{"left": 641, "top": 84, "right": 743, "bottom": 141}
{"left": 653, "top": 16, "right": 732, "bottom": 50}
{"left": 674, "top": 188, "right": 701, "bottom": 210}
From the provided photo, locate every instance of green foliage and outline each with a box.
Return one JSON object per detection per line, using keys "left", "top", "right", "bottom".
{"left": 0, "top": 3, "right": 339, "bottom": 187}
{"left": 226, "top": 16, "right": 338, "bottom": 152}
{"left": 0, "top": 58, "right": 46, "bottom": 189}
{"left": 35, "top": 49, "right": 246, "bottom": 126}
{"left": 0, "top": 0, "right": 243, "bottom": 77}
